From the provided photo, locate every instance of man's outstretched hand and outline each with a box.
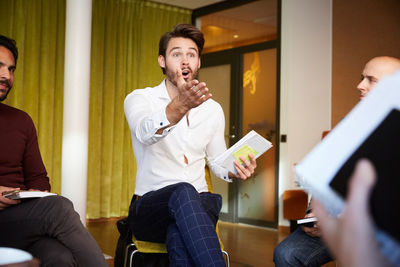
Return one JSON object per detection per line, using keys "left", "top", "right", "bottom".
{"left": 166, "top": 70, "right": 212, "bottom": 125}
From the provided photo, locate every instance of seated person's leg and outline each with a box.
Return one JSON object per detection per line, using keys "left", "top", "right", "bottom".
{"left": 28, "top": 237, "right": 75, "bottom": 267}
{"left": 274, "top": 227, "right": 332, "bottom": 267}
{"left": 0, "top": 196, "right": 107, "bottom": 267}
{"left": 166, "top": 223, "right": 195, "bottom": 266}
{"left": 129, "top": 182, "right": 225, "bottom": 266}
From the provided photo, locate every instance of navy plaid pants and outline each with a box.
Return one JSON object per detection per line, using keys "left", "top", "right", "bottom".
{"left": 128, "top": 182, "right": 226, "bottom": 267}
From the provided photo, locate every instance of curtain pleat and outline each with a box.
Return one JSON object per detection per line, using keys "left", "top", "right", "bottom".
{"left": 0, "top": 0, "right": 66, "bottom": 194}
{"left": 87, "top": 0, "right": 191, "bottom": 218}
{"left": 1, "top": 0, "right": 191, "bottom": 219}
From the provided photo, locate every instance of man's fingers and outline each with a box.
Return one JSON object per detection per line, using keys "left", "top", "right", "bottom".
{"left": 176, "top": 69, "right": 186, "bottom": 88}
{"left": 347, "top": 159, "right": 376, "bottom": 216}
{"left": 312, "top": 199, "right": 338, "bottom": 247}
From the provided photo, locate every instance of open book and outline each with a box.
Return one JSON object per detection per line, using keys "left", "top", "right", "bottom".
{"left": 294, "top": 71, "right": 400, "bottom": 243}
{"left": 214, "top": 130, "right": 272, "bottom": 174}
{"left": 2, "top": 190, "right": 56, "bottom": 200}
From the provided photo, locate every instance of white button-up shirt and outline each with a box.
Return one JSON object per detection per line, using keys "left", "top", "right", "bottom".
{"left": 124, "top": 80, "right": 232, "bottom": 196}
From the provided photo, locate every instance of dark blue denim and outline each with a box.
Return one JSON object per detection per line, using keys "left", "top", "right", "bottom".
{"left": 273, "top": 227, "right": 333, "bottom": 267}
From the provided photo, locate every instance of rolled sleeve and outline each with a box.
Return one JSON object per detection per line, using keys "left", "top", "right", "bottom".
{"left": 124, "top": 89, "right": 175, "bottom": 145}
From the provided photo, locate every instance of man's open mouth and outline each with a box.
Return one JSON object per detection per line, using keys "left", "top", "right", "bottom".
{"left": 182, "top": 69, "right": 190, "bottom": 79}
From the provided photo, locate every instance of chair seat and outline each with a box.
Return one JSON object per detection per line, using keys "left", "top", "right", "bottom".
{"left": 131, "top": 235, "right": 167, "bottom": 254}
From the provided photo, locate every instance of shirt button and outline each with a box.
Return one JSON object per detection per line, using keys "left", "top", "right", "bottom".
{"left": 160, "top": 122, "right": 163, "bottom": 126}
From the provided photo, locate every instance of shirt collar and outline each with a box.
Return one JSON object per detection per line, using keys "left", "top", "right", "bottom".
{"left": 154, "top": 79, "right": 171, "bottom": 100}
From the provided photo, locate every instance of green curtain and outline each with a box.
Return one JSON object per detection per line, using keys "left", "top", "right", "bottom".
{"left": 87, "top": 0, "right": 191, "bottom": 218}
{"left": 0, "top": 0, "right": 191, "bottom": 219}
{"left": 0, "top": 0, "right": 66, "bottom": 194}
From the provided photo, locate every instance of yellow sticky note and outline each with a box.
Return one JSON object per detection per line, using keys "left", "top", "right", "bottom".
{"left": 233, "top": 145, "right": 258, "bottom": 164}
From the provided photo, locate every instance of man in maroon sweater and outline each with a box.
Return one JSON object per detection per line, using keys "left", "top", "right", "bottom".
{"left": 0, "top": 35, "right": 107, "bottom": 266}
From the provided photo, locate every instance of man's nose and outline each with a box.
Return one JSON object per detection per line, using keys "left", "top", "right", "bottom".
{"left": 0, "top": 66, "right": 11, "bottom": 80}
{"left": 357, "top": 78, "right": 366, "bottom": 91}
{"left": 181, "top": 55, "right": 189, "bottom": 65}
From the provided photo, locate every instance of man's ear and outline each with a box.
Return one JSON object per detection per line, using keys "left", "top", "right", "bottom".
{"left": 158, "top": 55, "right": 165, "bottom": 68}
{"left": 198, "top": 58, "right": 201, "bottom": 69}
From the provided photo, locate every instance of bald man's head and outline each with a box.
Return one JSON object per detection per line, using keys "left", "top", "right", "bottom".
{"left": 357, "top": 56, "right": 400, "bottom": 99}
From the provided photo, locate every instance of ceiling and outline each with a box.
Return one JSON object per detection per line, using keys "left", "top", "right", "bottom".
{"left": 147, "top": 0, "right": 226, "bottom": 10}
{"left": 147, "top": 0, "right": 277, "bottom": 53}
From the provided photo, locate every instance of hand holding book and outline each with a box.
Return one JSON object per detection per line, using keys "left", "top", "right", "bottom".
{"left": 2, "top": 189, "right": 56, "bottom": 200}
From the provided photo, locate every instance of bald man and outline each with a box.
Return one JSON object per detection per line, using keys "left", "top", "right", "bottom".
{"left": 357, "top": 56, "right": 400, "bottom": 99}
{"left": 273, "top": 56, "right": 400, "bottom": 267}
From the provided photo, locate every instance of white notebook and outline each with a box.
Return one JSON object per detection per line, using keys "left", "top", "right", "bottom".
{"left": 214, "top": 130, "right": 272, "bottom": 174}
{"left": 2, "top": 190, "right": 56, "bottom": 200}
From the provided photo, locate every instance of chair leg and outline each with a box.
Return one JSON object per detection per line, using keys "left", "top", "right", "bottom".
{"left": 124, "top": 243, "right": 135, "bottom": 267}
{"left": 128, "top": 249, "right": 140, "bottom": 267}
{"left": 222, "top": 250, "right": 230, "bottom": 267}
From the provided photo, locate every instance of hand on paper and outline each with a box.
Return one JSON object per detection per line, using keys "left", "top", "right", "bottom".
{"left": 0, "top": 186, "right": 21, "bottom": 210}
{"left": 301, "top": 212, "right": 322, "bottom": 237}
{"left": 230, "top": 154, "right": 257, "bottom": 180}
{"left": 312, "top": 159, "right": 390, "bottom": 267}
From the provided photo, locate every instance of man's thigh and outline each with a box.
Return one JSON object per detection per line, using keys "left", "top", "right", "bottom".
{"left": 0, "top": 196, "right": 75, "bottom": 249}
{"left": 129, "top": 183, "right": 222, "bottom": 242}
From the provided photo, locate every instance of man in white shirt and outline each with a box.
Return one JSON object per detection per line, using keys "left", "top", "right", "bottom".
{"left": 124, "top": 24, "right": 257, "bottom": 266}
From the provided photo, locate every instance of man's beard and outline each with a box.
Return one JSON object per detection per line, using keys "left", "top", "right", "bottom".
{"left": 165, "top": 65, "right": 199, "bottom": 87}
{"left": 0, "top": 80, "right": 12, "bottom": 102}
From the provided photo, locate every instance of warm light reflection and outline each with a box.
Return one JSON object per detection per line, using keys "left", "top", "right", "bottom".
{"left": 243, "top": 52, "right": 260, "bottom": 95}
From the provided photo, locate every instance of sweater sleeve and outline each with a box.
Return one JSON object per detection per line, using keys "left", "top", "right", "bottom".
{"left": 22, "top": 116, "right": 51, "bottom": 191}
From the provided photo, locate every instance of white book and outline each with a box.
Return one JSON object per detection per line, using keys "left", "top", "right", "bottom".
{"left": 294, "top": 71, "right": 400, "bottom": 243}
{"left": 297, "top": 217, "right": 317, "bottom": 225}
{"left": 2, "top": 190, "right": 56, "bottom": 200}
{"left": 214, "top": 130, "right": 273, "bottom": 174}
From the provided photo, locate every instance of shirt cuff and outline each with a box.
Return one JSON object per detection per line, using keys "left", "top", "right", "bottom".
{"left": 221, "top": 170, "right": 232, "bottom": 182}
{"left": 153, "top": 108, "right": 176, "bottom": 137}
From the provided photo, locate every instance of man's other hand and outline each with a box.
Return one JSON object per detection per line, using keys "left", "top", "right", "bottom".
{"left": 312, "top": 159, "right": 390, "bottom": 267}
{"left": 230, "top": 154, "right": 257, "bottom": 180}
{"left": 301, "top": 212, "right": 322, "bottom": 237}
{"left": 0, "top": 186, "right": 21, "bottom": 210}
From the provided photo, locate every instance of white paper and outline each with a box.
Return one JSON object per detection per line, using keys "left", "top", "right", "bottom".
{"left": 4, "top": 191, "right": 57, "bottom": 200}
{"left": 214, "top": 130, "right": 272, "bottom": 174}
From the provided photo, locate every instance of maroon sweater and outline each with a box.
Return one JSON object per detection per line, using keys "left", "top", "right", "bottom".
{"left": 0, "top": 103, "right": 50, "bottom": 191}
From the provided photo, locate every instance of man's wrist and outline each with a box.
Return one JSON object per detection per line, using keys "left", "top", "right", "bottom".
{"left": 167, "top": 99, "right": 189, "bottom": 124}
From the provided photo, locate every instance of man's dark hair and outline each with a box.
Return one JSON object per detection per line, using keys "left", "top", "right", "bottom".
{"left": 0, "top": 35, "right": 18, "bottom": 65}
{"left": 158, "top": 23, "right": 205, "bottom": 74}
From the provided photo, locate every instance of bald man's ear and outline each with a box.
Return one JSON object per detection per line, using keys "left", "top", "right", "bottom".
{"left": 158, "top": 55, "right": 165, "bottom": 69}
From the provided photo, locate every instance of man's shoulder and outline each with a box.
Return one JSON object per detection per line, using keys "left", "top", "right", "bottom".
{"left": 125, "top": 81, "right": 164, "bottom": 101}
{"left": 0, "top": 103, "right": 32, "bottom": 121}
{"left": 202, "top": 98, "right": 223, "bottom": 113}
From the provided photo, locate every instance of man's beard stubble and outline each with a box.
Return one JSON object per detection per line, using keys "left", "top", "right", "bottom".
{"left": 165, "top": 66, "right": 199, "bottom": 87}
{"left": 0, "top": 80, "right": 12, "bottom": 102}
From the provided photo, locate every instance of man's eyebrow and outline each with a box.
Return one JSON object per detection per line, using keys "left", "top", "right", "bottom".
{"left": 169, "top": 47, "right": 198, "bottom": 53}
{"left": 0, "top": 61, "right": 16, "bottom": 69}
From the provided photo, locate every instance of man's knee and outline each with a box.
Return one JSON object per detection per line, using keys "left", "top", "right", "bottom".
{"left": 168, "top": 182, "right": 200, "bottom": 211}
{"left": 39, "top": 196, "right": 76, "bottom": 216}
{"left": 171, "top": 182, "right": 198, "bottom": 199}
{"left": 273, "top": 242, "right": 299, "bottom": 266}
{"left": 28, "top": 237, "right": 76, "bottom": 267}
